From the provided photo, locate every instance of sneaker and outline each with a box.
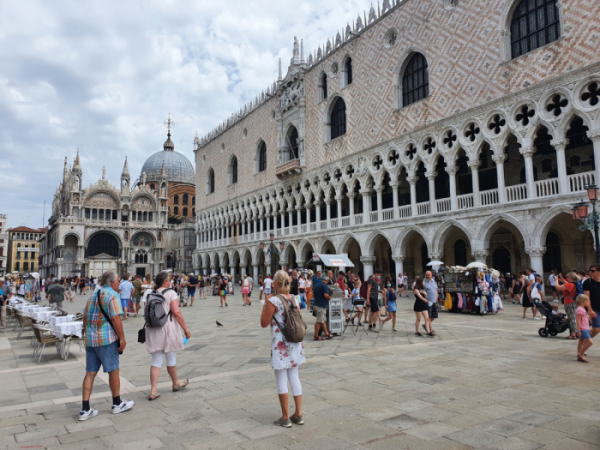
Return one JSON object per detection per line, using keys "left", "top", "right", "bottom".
{"left": 533, "top": 317, "right": 540, "bottom": 321}
{"left": 426, "top": 332, "right": 435, "bottom": 338}
{"left": 553, "top": 300, "right": 559, "bottom": 303}
{"left": 351, "top": 318, "right": 355, "bottom": 325}
{"left": 415, "top": 332, "right": 423, "bottom": 337}
{"left": 290, "top": 414, "right": 304, "bottom": 425}
{"left": 112, "top": 400, "right": 134, "bottom": 414}
{"left": 79, "top": 409, "right": 99, "bottom": 421}
{"left": 392, "top": 328, "right": 398, "bottom": 332}
{"left": 274, "top": 417, "right": 292, "bottom": 428}
{"left": 380, "top": 321, "right": 385, "bottom": 330}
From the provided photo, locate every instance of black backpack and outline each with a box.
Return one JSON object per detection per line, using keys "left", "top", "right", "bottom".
{"left": 144, "top": 288, "right": 173, "bottom": 328}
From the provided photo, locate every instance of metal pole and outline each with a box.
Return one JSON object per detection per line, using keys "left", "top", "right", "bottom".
{"left": 594, "top": 202, "right": 600, "bottom": 264}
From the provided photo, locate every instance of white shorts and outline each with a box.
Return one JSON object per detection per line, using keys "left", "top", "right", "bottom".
{"left": 264, "top": 287, "right": 271, "bottom": 294}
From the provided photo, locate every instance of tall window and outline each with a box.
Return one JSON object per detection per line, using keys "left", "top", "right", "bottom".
{"left": 183, "top": 207, "right": 188, "bottom": 217}
{"left": 192, "top": 196, "right": 195, "bottom": 205}
{"left": 230, "top": 156, "right": 238, "bottom": 184}
{"left": 510, "top": 0, "right": 560, "bottom": 59}
{"left": 288, "top": 128, "right": 299, "bottom": 160}
{"left": 183, "top": 194, "right": 189, "bottom": 205}
{"left": 174, "top": 195, "right": 179, "bottom": 205}
{"left": 207, "top": 169, "right": 215, "bottom": 194}
{"left": 320, "top": 73, "right": 328, "bottom": 100}
{"left": 330, "top": 97, "right": 347, "bottom": 140}
{"left": 402, "top": 53, "right": 429, "bottom": 107}
{"left": 345, "top": 57, "right": 353, "bottom": 85}
{"left": 258, "top": 142, "right": 267, "bottom": 172}
{"left": 174, "top": 206, "right": 179, "bottom": 215}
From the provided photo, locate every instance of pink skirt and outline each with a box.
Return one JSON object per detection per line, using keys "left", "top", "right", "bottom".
{"left": 242, "top": 287, "right": 250, "bottom": 294}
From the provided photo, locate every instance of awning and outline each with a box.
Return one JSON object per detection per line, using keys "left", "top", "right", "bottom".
{"left": 313, "top": 254, "right": 355, "bottom": 268}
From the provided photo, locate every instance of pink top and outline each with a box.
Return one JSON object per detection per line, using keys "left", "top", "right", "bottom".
{"left": 576, "top": 306, "right": 589, "bottom": 331}
{"left": 144, "top": 288, "right": 184, "bottom": 354}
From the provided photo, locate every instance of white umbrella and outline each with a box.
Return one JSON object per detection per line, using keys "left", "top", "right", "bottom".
{"left": 426, "top": 260, "right": 444, "bottom": 266}
{"left": 466, "top": 262, "right": 487, "bottom": 269}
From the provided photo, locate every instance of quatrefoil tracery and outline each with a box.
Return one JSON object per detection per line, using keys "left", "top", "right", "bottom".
{"left": 546, "top": 94, "right": 568, "bottom": 117}
{"left": 582, "top": 82, "right": 599, "bottom": 107}
{"left": 423, "top": 137, "right": 436, "bottom": 154}
{"left": 405, "top": 144, "right": 417, "bottom": 160}
{"left": 443, "top": 130, "right": 457, "bottom": 148}
{"left": 488, "top": 115, "right": 506, "bottom": 135}
{"left": 388, "top": 150, "right": 400, "bottom": 166}
{"left": 515, "top": 105, "right": 535, "bottom": 126}
{"left": 465, "top": 123, "right": 480, "bottom": 142}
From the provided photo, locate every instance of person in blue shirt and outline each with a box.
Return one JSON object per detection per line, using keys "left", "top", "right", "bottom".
{"left": 118, "top": 275, "right": 134, "bottom": 320}
{"left": 312, "top": 274, "right": 332, "bottom": 340}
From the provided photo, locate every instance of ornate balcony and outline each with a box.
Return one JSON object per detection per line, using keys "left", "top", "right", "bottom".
{"left": 276, "top": 158, "right": 302, "bottom": 178}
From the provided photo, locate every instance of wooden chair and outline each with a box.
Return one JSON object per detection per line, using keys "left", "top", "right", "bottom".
{"left": 32, "top": 324, "right": 63, "bottom": 364}
{"left": 15, "top": 312, "right": 33, "bottom": 340}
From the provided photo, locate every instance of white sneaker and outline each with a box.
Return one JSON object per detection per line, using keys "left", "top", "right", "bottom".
{"left": 553, "top": 300, "right": 559, "bottom": 303}
{"left": 112, "top": 400, "right": 134, "bottom": 414}
{"left": 79, "top": 409, "right": 98, "bottom": 421}
{"left": 533, "top": 317, "right": 540, "bottom": 320}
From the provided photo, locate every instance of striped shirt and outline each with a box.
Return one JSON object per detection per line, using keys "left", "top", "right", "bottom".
{"left": 85, "top": 286, "right": 123, "bottom": 348}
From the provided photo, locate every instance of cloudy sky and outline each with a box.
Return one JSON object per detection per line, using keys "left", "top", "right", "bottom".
{"left": 0, "top": 0, "right": 371, "bottom": 229}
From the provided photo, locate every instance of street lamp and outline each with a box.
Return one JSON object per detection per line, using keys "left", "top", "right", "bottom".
{"left": 571, "top": 184, "right": 600, "bottom": 263}
{"left": 260, "top": 233, "right": 285, "bottom": 276}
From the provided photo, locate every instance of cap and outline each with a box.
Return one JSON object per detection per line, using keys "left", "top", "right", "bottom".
{"left": 321, "top": 274, "right": 330, "bottom": 281}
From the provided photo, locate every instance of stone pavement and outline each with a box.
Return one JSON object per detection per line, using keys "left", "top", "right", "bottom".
{"left": 1, "top": 291, "right": 599, "bottom": 449}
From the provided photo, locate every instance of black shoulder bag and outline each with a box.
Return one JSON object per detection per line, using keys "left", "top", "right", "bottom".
{"left": 96, "top": 291, "right": 123, "bottom": 355}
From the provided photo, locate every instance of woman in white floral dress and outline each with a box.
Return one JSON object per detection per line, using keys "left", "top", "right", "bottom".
{"left": 260, "top": 270, "right": 306, "bottom": 428}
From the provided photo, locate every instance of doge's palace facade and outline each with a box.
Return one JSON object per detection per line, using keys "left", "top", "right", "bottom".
{"left": 193, "top": 0, "right": 600, "bottom": 282}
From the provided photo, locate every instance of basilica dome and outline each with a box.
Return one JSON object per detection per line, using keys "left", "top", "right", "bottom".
{"left": 141, "top": 132, "right": 195, "bottom": 185}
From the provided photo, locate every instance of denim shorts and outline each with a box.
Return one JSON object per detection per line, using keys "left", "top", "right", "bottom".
{"left": 590, "top": 310, "right": 600, "bottom": 329}
{"left": 187, "top": 287, "right": 196, "bottom": 298}
{"left": 580, "top": 330, "right": 591, "bottom": 339}
{"left": 86, "top": 341, "right": 120, "bottom": 373}
{"left": 121, "top": 298, "right": 130, "bottom": 309}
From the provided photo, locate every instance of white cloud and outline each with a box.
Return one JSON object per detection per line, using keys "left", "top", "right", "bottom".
{"left": 0, "top": 0, "right": 369, "bottom": 228}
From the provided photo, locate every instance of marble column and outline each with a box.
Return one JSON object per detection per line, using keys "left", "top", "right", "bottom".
{"left": 469, "top": 160, "right": 481, "bottom": 207}
{"left": 446, "top": 165, "right": 458, "bottom": 210}
{"left": 391, "top": 181, "right": 399, "bottom": 219}
{"left": 361, "top": 189, "right": 370, "bottom": 223}
{"left": 348, "top": 193, "right": 355, "bottom": 218}
{"left": 588, "top": 131, "right": 600, "bottom": 187}
{"left": 522, "top": 147, "right": 536, "bottom": 199}
{"left": 375, "top": 185, "right": 383, "bottom": 221}
{"left": 253, "top": 264, "right": 259, "bottom": 282}
{"left": 393, "top": 256, "right": 404, "bottom": 283}
{"left": 472, "top": 250, "right": 488, "bottom": 266}
{"left": 360, "top": 255, "right": 376, "bottom": 279}
{"left": 296, "top": 207, "right": 302, "bottom": 231}
{"left": 408, "top": 176, "right": 417, "bottom": 216}
{"left": 426, "top": 171, "right": 437, "bottom": 213}
{"left": 288, "top": 208, "right": 294, "bottom": 235}
{"left": 492, "top": 155, "right": 506, "bottom": 203}
{"left": 240, "top": 263, "right": 247, "bottom": 278}
{"left": 551, "top": 139, "right": 568, "bottom": 194}
{"left": 315, "top": 201, "right": 322, "bottom": 228}
{"left": 527, "top": 248, "right": 546, "bottom": 278}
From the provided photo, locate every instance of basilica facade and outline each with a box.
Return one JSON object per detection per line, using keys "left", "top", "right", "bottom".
{"left": 192, "top": 0, "right": 600, "bottom": 282}
{"left": 40, "top": 130, "right": 197, "bottom": 278}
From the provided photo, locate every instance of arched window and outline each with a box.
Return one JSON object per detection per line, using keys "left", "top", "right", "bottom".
{"left": 320, "top": 73, "right": 328, "bottom": 101}
{"left": 258, "top": 142, "right": 267, "bottom": 172}
{"left": 510, "top": 0, "right": 560, "bottom": 59}
{"left": 183, "top": 207, "right": 188, "bottom": 217}
{"left": 345, "top": 57, "right": 353, "bottom": 86}
{"left": 330, "top": 97, "right": 347, "bottom": 140}
{"left": 229, "top": 156, "right": 238, "bottom": 184}
{"left": 174, "top": 195, "right": 179, "bottom": 205}
{"left": 183, "top": 194, "right": 189, "bottom": 205}
{"left": 454, "top": 240, "right": 468, "bottom": 267}
{"left": 174, "top": 206, "right": 179, "bottom": 215}
{"left": 402, "top": 53, "right": 429, "bottom": 107}
{"left": 150, "top": 183, "right": 155, "bottom": 190}
{"left": 286, "top": 127, "right": 299, "bottom": 161}
{"left": 207, "top": 168, "right": 215, "bottom": 194}
{"left": 192, "top": 208, "right": 196, "bottom": 216}
{"left": 192, "top": 196, "right": 196, "bottom": 205}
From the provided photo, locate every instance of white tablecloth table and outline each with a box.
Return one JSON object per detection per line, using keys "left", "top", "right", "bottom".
{"left": 32, "top": 311, "right": 58, "bottom": 321}
{"left": 49, "top": 315, "right": 76, "bottom": 326}
{"left": 53, "top": 321, "right": 83, "bottom": 339}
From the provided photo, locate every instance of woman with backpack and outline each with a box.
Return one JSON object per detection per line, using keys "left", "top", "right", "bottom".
{"left": 556, "top": 272, "right": 579, "bottom": 339}
{"left": 145, "top": 271, "right": 192, "bottom": 401}
{"left": 219, "top": 276, "right": 228, "bottom": 307}
{"left": 260, "top": 270, "right": 305, "bottom": 428}
{"left": 380, "top": 281, "right": 398, "bottom": 331}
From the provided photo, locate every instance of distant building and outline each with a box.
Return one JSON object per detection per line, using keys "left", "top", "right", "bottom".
{"left": 7, "top": 226, "right": 45, "bottom": 275}
{"left": 40, "top": 127, "right": 197, "bottom": 279}
{"left": 0, "top": 214, "right": 8, "bottom": 275}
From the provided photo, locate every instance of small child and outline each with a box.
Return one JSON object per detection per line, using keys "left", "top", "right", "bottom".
{"left": 576, "top": 294, "right": 594, "bottom": 362}
{"left": 551, "top": 304, "right": 560, "bottom": 315}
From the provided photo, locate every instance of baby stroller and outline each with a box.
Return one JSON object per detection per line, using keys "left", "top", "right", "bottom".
{"left": 533, "top": 299, "right": 570, "bottom": 337}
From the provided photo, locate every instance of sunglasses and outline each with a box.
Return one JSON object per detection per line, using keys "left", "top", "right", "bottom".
{"left": 590, "top": 269, "right": 597, "bottom": 273}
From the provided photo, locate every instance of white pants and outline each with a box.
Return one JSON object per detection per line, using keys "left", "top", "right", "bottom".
{"left": 151, "top": 351, "right": 177, "bottom": 368}
{"left": 274, "top": 366, "right": 302, "bottom": 396}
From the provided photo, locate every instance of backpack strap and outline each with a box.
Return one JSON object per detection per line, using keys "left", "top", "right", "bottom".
{"left": 271, "top": 294, "right": 293, "bottom": 332}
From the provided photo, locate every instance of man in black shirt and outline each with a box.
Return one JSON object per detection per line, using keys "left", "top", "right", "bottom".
{"left": 582, "top": 264, "right": 600, "bottom": 338}
{"left": 366, "top": 272, "right": 380, "bottom": 332}
{"left": 290, "top": 270, "right": 299, "bottom": 296}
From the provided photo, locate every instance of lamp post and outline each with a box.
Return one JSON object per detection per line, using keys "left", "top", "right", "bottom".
{"left": 259, "top": 233, "right": 285, "bottom": 276}
{"left": 571, "top": 184, "right": 600, "bottom": 264}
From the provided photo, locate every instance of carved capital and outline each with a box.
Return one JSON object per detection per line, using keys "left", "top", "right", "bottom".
{"left": 467, "top": 160, "right": 481, "bottom": 169}
{"left": 492, "top": 155, "right": 506, "bottom": 165}
{"left": 407, "top": 176, "right": 417, "bottom": 184}
{"left": 392, "top": 255, "right": 405, "bottom": 263}
{"left": 347, "top": 193, "right": 356, "bottom": 200}
{"left": 239, "top": 263, "right": 248, "bottom": 269}
{"left": 374, "top": 185, "right": 384, "bottom": 193}
{"left": 425, "top": 171, "right": 438, "bottom": 180}
{"left": 429, "top": 252, "right": 443, "bottom": 260}
{"left": 472, "top": 250, "right": 488, "bottom": 260}
{"left": 551, "top": 139, "right": 568, "bottom": 150}
{"left": 526, "top": 247, "right": 546, "bottom": 258}
{"left": 521, "top": 147, "right": 535, "bottom": 158}
{"left": 360, "top": 255, "right": 376, "bottom": 264}
{"left": 587, "top": 130, "right": 600, "bottom": 142}
{"left": 445, "top": 165, "right": 458, "bottom": 175}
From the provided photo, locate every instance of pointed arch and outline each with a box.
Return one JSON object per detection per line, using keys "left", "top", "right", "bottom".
{"left": 431, "top": 219, "right": 472, "bottom": 255}
{"left": 476, "top": 213, "right": 530, "bottom": 251}
{"left": 395, "top": 225, "right": 429, "bottom": 257}
{"left": 531, "top": 205, "right": 577, "bottom": 248}
{"left": 228, "top": 155, "right": 238, "bottom": 185}
{"left": 364, "top": 230, "right": 394, "bottom": 256}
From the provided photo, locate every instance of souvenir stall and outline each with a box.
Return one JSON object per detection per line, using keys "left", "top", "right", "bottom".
{"left": 441, "top": 263, "right": 502, "bottom": 315}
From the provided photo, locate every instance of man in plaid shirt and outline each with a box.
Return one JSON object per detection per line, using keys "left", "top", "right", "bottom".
{"left": 79, "top": 270, "right": 134, "bottom": 421}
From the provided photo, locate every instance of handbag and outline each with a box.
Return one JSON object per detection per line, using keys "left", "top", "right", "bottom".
{"left": 96, "top": 292, "right": 122, "bottom": 355}
{"left": 138, "top": 323, "right": 146, "bottom": 344}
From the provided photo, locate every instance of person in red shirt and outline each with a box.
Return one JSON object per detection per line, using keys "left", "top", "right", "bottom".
{"left": 556, "top": 272, "right": 578, "bottom": 339}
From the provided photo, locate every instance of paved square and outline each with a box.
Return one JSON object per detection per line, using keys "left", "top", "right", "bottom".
{"left": 1, "top": 292, "right": 599, "bottom": 449}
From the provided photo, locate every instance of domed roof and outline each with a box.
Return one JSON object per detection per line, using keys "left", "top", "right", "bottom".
{"left": 141, "top": 132, "right": 195, "bottom": 185}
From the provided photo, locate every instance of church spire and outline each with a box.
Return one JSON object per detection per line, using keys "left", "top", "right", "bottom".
{"left": 121, "top": 156, "right": 130, "bottom": 178}
{"left": 73, "top": 149, "right": 81, "bottom": 172}
{"left": 163, "top": 113, "right": 175, "bottom": 151}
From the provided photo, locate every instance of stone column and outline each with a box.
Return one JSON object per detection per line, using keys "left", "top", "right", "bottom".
{"left": 315, "top": 201, "right": 322, "bottom": 228}
{"left": 295, "top": 260, "right": 304, "bottom": 270}
{"left": 446, "top": 165, "right": 458, "bottom": 210}
{"left": 391, "top": 180, "right": 399, "bottom": 219}
{"left": 375, "top": 185, "right": 384, "bottom": 221}
{"left": 265, "top": 213, "right": 270, "bottom": 236}
{"left": 348, "top": 193, "right": 355, "bottom": 218}
{"left": 492, "top": 155, "right": 507, "bottom": 203}
{"left": 240, "top": 263, "right": 247, "bottom": 278}
{"left": 551, "top": 139, "right": 568, "bottom": 194}
{"left": 408, "top": 176, "right": 417, "bottom": 216}
{"left": 210, "top": 264, "right": 217, "bottom": 276}
{"left": 259, "top": 215, "right": 264, "bottom": 237}
{"left": 587, "top": 131, "right": 600, "bottom": 187}
{"left": 472, "top": 250, "right": 488, "bottom": 266}
{"left": 335, "top": 196, "right": 342, "bottom": 220}
{"left": 522, "top": 147, "right": 536, "bottom": 199}
{"left": 253, "top": 264, "right": 259, "bottom": 282}
{"left": 296, "top": 207, "right": 302, "bottom": 230}
{"left": 230, "top": 266, "right": 236, "bottom": 284}
{"left": 360, "top": 255, "right": 376, "bottom": 279}
{"left": 393, "top": 256, "right": 404, "bottom": 282}
{"left": 426, "top": 171, "right": 437, "bottom": 213}
{"left": 361, "top": 189, "right": 371, "bottom": 223}
{"left": 288, "top": 208, "right": 294, "bottom": 235}
{"left": 527, "top": 248, "right": 546, "bottom": 278}
{"left": 469, "top": 160, "right": 481, "bottom": 207}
